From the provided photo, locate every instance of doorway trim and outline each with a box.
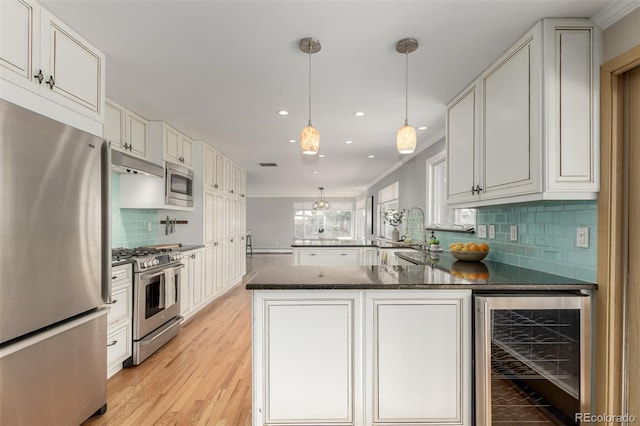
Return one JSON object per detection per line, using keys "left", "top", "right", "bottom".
{"left": 597, "top": 44, "right": 640, "bottom": 417}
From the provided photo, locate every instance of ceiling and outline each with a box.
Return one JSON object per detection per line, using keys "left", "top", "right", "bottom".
{"left": 40, "top": 0, "right": 627, "bottom": 197}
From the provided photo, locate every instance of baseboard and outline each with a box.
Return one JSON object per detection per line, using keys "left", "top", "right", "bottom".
{"left": 251, "top": 249, "right": 293, "bottom": 254}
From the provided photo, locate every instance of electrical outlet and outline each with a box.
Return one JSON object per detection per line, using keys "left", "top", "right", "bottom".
{"left": 489, "top": 225, "right": 496, "bottom": 239}
{"left": 576, "top": 227, "right": 589, "bottom": 248}
{"left": 510, "top": 225, "right": 518, "bottom": 241}
{"left": 478, "top": 225, "right": 487, "bottom": 239}
{"left": 147, "top": 221, "right": 152, "bottom": 232}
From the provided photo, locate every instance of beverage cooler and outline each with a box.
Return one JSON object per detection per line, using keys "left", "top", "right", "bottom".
{"left": 474, "top": 293, "right": 591, "bottom": 425}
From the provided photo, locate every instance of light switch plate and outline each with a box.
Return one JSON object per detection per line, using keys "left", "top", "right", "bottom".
{"left": 577, "top": 227, "right": 589, "bottom": 248}
{"left": 478, "top": 225, "right": 487, "bottom": 239}
{"left": 489, "top": 225, "right": 495, "bottom": 239}
{"left": 510, "top": 225, "right": 518, "bottom": 241}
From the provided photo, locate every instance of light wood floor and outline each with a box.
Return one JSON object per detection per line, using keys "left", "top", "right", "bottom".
{"left": 84, "top": 254, "right": 286, "bottom": 426}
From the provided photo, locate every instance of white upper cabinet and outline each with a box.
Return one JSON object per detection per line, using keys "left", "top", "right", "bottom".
{"left": 446, "top": 19, "right": 599, "bottom": 207}
{"left": 446, "top": 81, "right": 480, "bottom": 205}
{"left": 1, "top": 0, "right": 105, "bottom": 131}
{"left": 162, "top": 123, "right": 193, "bottom": 169}
{"left": 105, "top": 98, "right": 148, "bottom": 159}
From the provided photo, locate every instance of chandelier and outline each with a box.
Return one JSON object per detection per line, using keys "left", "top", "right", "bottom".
{"left": 396, "top": 38, "right": 419, "bottom": 154}
{"left": 313, "top": 187, "right": 330, "bottom": 210}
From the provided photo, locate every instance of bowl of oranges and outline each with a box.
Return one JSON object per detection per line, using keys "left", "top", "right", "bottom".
{"left": 449, "top": 241, "right": 490, "bottom": 262}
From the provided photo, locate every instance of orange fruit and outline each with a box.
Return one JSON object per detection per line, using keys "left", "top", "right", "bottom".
{"left": 478, "top": 243, "right": 490, "bottom": 252}
{"left": 468, "top": 243, "right": 479, "bottom": 252}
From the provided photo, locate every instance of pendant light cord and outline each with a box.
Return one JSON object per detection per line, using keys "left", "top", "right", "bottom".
{"left": 308, "top": 47, "right": 312, "bottom": 126}
{"left": 404, "top": 47, "right": 409, "bottom": 126}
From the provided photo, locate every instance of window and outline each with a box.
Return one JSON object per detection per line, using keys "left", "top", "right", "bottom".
{"left": 377, "top": 182, "right": 399, "bottom": 238}
{"left": 294, "top": 201, "right": 354, "bottom": 239}
{"left": 426, "top": 152, "right": 476, "bottom": 229}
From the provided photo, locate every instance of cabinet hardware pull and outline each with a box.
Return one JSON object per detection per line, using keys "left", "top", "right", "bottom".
{"left": 112, "top": 276, "right": 117, "bottom": 280}
{"left": 214, "top": 184, "right": 218, "bottom": 189}
{"left": 309, "top": 253, "right": 317, "bottom": 256}
{"left": 231, "top": 190, "right": 234, "bottom": 194}
{"left": 230, "top": 238, "right": 234, "bottom": 242}
{"left": 46, "top": 75, "right": 55, "bottom": 89}
{"left": 34, "top": 70, "right": 44, "bottom": 83}
{"left": 106, "top": 299, "right": 118, "bottom": 305}
{"left": 471, "top": 185, "right": 476, "bottom": 195}
{"left": 107, "top": 340, "right": 117, "bottom": 347}
{"left": 340, "top": 253, "right": 348, "bottom": 256}
{"left": 475, "top": 184, "right": 483, "bottom": 193}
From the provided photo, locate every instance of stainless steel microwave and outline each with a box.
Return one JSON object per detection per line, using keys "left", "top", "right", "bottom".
{"left": 165, "top": 162, "right": 194, "bottom": 207}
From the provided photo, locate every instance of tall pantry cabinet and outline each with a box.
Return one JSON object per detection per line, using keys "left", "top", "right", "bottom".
{"left": 204, "top": 143, "right": 247, "bottom": 294}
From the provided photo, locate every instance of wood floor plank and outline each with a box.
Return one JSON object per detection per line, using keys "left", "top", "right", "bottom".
{"left": 84, "top": 255, "right": 287, "bottom": 425}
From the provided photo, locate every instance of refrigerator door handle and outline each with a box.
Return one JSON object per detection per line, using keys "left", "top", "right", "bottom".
{"left": 102, "top": 141, "right": 112, "bottom": 304}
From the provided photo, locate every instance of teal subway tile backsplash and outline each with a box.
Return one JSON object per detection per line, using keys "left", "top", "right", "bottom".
{"left": 431, "top": 200, "right": 598, "bottom": 282}
{"left": 111, "top": 173, "right": 158, "bottom": 248}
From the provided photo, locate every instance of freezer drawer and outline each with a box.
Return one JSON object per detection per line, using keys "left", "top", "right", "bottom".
{"left": 0, "top": 308, "right": 108, "bottom": 425}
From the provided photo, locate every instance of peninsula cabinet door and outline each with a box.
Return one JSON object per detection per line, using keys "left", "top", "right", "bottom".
{"left": 254, "top": 292, "right": 362, "bottom": 425}
{"left": 365, "top": 291, "right": 471, "bottom": 425}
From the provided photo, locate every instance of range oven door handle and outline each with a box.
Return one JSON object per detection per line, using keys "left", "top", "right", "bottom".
{"left": 140, "top": 263, "right": 184, "bottom": 280}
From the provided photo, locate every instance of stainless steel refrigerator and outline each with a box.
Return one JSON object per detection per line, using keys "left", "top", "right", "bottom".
{"left": 0, "top": 99, "right": 110, "bottom": 424}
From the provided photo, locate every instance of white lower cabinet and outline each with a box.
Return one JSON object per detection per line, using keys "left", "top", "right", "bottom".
{"left": 253, "top": 291, "right": 362, "bottom": 425}
{"left": 180, "top": 248, "right": 205, "bottom": 321}
{"left": 366, "top": 291, "right": 471, "bottom": 425}
{"left": 253, "top": 290, "right": 471, "bottom": 426}
{"left": 107, "top": 263, "right": 133, "bottom": 378}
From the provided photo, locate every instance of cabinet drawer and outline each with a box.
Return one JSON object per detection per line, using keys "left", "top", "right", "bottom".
{"left": 107, "top": 322, "right": 131, "bottom": 369}
{"left": 107, "top": 285, "right": 131, "bottom": 325}
{"left": 111, "top": 263, "right": 132, "bottom": 287}
{"left": 298, "top": 249, "right": 360, "bottom": 266}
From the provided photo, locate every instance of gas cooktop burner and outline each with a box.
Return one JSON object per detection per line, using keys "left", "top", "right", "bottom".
{"left": 112, "top": 246, "right": 183, "bottom": 269}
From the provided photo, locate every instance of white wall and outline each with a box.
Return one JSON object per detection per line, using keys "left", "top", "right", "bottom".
{"left": 602, "top": 6, "right": 640, "bottom": 63}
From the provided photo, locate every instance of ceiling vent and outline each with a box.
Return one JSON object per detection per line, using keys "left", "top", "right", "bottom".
{"left": 259, "top": 162, "right": 278, "bottom": 167}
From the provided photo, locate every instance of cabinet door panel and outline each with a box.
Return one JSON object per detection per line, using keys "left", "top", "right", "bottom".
{"left": 0, "top": 0, "right": 36, "bottom": 84}
{"left": 42, "top": 10, "right": 103, "bottom": 115}
{"left": 367, "top": 292, "right": 470, "bottom": 425}
{"left": 483, "top": 44, "right": 531, "bottom": 190}
{"left": 126, "top": 111, "right": 147, "bottom": 158}
{"left": 447, "top": 84, "right": 478, "bottom": 203}
{"left": 104, "top": 100, "right": 124, "bottom": 148}
{"left": 181, "top": 136, "right": 192, "bottom": 168}
{"left": 164, "top": 126, "right": 180, "bottom": 162}
{"left": 265, "top": 301, "right": 354, "bottom": 423}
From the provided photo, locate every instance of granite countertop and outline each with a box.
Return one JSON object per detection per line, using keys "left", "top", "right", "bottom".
{"left": 246, "top": 251, "right": 596, "bottom": 291}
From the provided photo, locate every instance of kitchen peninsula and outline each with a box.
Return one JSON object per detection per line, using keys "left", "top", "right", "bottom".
{"left": 247, "top": 253, "right": 595, "bottom": 425}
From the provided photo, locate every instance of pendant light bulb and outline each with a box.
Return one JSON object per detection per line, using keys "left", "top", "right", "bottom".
{"left": 299, "top": 38, "right": 321, "bottom": 155}
{"left": 396, "top": 38, "right": 418, "bottom": 154}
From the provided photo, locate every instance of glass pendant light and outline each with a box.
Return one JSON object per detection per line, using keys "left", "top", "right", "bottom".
{"left": 396, "top": 38, "right": 418, "bottom": 154}
{"left": 313, "top": 187, "right": 330, "bottom": 210}
{"left": 299, "top": 38, "right": 321, "bottom": 155}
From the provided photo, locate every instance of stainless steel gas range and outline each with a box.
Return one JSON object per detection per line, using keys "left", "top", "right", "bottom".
{"left": 112, "top": 246, "right": 184, "bottom": 366}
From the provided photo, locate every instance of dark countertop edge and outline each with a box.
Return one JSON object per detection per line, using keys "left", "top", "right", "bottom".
{"left": 246, "top": 283, "right": 597, "bottom": 291}
{"left": 177, "top": 244, "right": 206, "bottom": 252}
{"left": 291, "top": 240, "right": 422, "bottom": 249}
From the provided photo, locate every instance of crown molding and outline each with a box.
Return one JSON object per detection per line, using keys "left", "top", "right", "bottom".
{"left": 592, "top": 0, "right": 640, "bottom": 29}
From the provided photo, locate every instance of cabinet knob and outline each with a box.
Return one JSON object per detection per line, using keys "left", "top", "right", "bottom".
{"left": 471, "top": 185, "right": 476, "bottom": 195}
{"left": 230, "top": 238, "right": 234, "bottom": 242}
{"left": 107, "top": 340, "right": 118, "bottom": 347}
{"left": 106, "top": 299, "right": 118, "bottom": 305}
{"left": 45, "top": 75, "right": 55, "bottom": 89}
{"left": 214, "top": 183, "right": 219, "bottom": 189}
{"left": 475, "top": 184, "right": 483, "bottom": 193}
{"left": 34, "top": 70, "right": 44, "bottom": 84}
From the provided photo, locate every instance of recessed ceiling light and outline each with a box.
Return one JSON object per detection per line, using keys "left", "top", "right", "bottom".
{"left": 313, "top": 171, "right": 319, "bottom": 174}
{"left": 344, "top": 140, "right": 353, "bottom": 144}
{"left": 368, "top": 155, "right": 375, "bottom": 158}
{"left": 353, "top": 111, "right": 365, "bottom": 117}
{"left": 277, "top": 110, "right": 289, "bottom": 116}
{"left": 288, "top": 139, "right": 296, "bottom": 143}
{"left": 418, "top": 126, "right": 428, "bottom": 130}
{"left": 319, "top": 154, "right": 326, "bottom": 158}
